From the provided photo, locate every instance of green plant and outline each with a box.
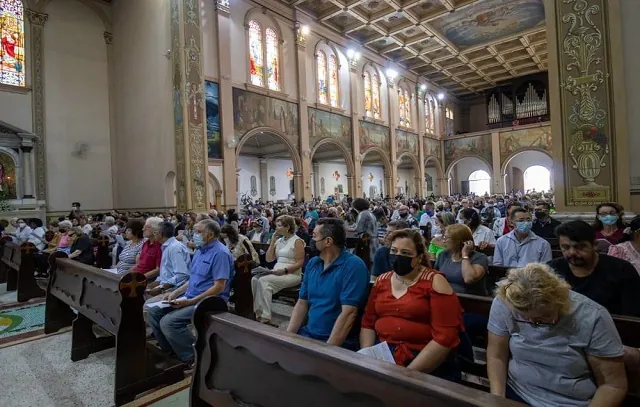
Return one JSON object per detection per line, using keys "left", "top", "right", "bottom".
{"left": 0, "top": 187, "right": 13, "bottom": 212}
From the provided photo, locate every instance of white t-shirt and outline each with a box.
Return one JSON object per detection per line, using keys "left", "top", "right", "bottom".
{"left": 472, "top": 224, "right": 496, "bottom": 246}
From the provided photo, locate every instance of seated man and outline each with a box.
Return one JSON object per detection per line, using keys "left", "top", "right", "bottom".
{"left": 531, "top": 200, "right": 561, "bottom": 239}
{"left": 493, "top": 208, "right": 552, "bottom": 267}
{"left": 145, "top": 221, "right": 190, "bottom": 299}
{"left": 548, "top": 220, "right": 640, "bottom": 317}
{"left": 287, "top": 218, "right": 369, "bottom": 351}
{"left": 147, "top": 219, "right": 233, "bottom": 364}
{"left": 130, "top": 217, "right": 163, "bottom": 280}
{"left": 371, "top": 220, "right": 409, "bottom": 278}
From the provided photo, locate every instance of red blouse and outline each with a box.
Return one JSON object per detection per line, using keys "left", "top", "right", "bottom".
{"left": 596, "top": 228, "right": 625, "bottom": 245}
{"left": 361, "top": 269, "right": 463, "bottom": 366}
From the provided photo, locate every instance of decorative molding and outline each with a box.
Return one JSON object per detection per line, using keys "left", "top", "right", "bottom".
{"left": 103, "top": 32, "right": 113, "bottom": 45}
{"left": 25, "top": 10, "right": 48, "bottom": 26}
{"left": 294, "top": 24, "right": 307, "bottom": 48}
{"left": 30, "top": 9, "right": 47, "bottom": 201}
{"left": 215, "top": 0, "right": 230, "bottom": 14}
{"left": 170, "top": 0, "right": 187, "bottom": 211}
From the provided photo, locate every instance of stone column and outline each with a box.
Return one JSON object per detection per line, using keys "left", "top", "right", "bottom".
{"left": 312, "top": 162, "right": 320, "bottom": 198}
{"left": 259, "top": 159, "right": 269, "bottom": 202}
{"left": 170, "top": 0, "right": 208, "bottom": 212}
{"left": 294, "top": 22, "right": 312, "bottom": 202}
{"left": 26, "top": 10, "right": 47, "bottom": 202}
{"left": 490, "top": 131, "right": 502, "bottom": 194}
{"left": 545, "top": 0, "right": 629, "bottom": 211}
{"left": 20, "top": 145, "right": 34, "bottom": 199}
{"left": 104, "top": 31, "right": 118, "bottom": 207}
{"left": 388, "top": 80, "right": 398, "bottom": 197}
{"left": 417, "top": 87, "right": 426, "bottom": 196}
{"left": 349, "top": 61, "right": 362, "bottom": 197}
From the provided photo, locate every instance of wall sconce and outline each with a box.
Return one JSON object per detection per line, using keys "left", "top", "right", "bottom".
{"left": 305, "top": 181, "right": 310, "bottom": 189}
{"left": 295, "top": 23, "right": 309, "bottom": 47}
{"left": 347, "top": 48, "right": 361, "bottom": 70}
{"left": 226, "top": 137, "right": 237, "bottom": 149}
{"left": 417, "top": 83, "right": 427, "bottom": 98}
{"left": 386, "top": 68, "right": 397, "bottom": 88}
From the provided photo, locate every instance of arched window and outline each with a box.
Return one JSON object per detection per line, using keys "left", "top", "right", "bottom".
{"left": 444, "top": 105, "right": 455, "bottom": 136}
{"left": 425, "top": 95, "right": 435, "bottom": 135}
{"left": 247, "top": 19, "right": 281, "bottom": 91}
{"left": 364, "top": 72, "right": 372, "bottom": 116}
{"left": 0, "top": 0, "right": 26, "bottom": 87}
{"left": 364, "top": 66, "right": 380, "bottom": 119}
{"left": 328, "top": 54, "right": 338, "bottom": 107}
{"left": 468, "top": 170, "right": 491, "bottom": 195}
{"left": 398, "top": 86, "right": 412, "bottom": 128}
{"left": 371, "top": 73, "right": 380, "bottom": 119}
{"left": 317, "top": 51, "right": 327, "bottom": 105}
{"left": 523, "top": 165, "right": 551, "bottom": 192}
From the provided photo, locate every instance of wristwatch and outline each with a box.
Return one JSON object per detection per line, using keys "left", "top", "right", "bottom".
{"left": 284, "top": 268, "right": 289, "bottom": 274}
{"left": 461, "top": 256, "right": 470, "bottom": 260}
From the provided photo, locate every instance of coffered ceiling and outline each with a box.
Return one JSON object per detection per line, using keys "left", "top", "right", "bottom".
{"left": 282, "top": 0, "right": 548, "bottom": 96}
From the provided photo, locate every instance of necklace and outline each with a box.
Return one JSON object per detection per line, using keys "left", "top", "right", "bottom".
{"left": 394, "top": 271, "right": 421, "bottom": 286}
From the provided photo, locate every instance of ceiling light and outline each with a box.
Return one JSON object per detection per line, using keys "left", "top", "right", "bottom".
{"left": 420, "top": 84, "right": 427, "bottom": 91}
{"left": 437, "top": 93, "right": 445, "bottom": 100}
{"left": 301, "top": 25, "right": 310, "bottom": 35}
{"left": 347, "top": 49, "right": 355, "bottom": 59}
{"left": 386, "top": 69, "right": 397, "bottom": 79}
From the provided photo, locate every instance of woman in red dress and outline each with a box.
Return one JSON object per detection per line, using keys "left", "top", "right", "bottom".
{"left": 360, "top": 229, "right": 463, "bottom": 380}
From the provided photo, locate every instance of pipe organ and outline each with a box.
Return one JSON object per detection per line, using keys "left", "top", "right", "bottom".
{"left": 485, "top": 73, "right": 549, "bottom": 128}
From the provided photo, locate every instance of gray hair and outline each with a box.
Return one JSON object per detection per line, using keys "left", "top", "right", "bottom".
{"left": 197, "top": 219, "right": 220, "bottom": 238}
{"left": 104, "top": 216, "right": 116, "bottom": 226}
{"left": 59, "top": 220, "right": 73, "bottom": 229}
{"left": 145, "top": 216, "right": 163, "bottom": 232}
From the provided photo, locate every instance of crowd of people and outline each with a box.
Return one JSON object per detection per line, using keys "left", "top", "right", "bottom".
{"left": 3, "top": 192, "right": 640, "bottom": 406}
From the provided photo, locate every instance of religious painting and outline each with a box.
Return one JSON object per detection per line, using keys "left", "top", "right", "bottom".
{"left": 308, "top": 107, "right": 352, "bottom": 150}
{"left": 444, "top": 134, "right": 492, "bottom": 168}
{"left": 265, "top": 27, "right": 280, "bottom": 91}
{"left": 424, "top": 136, "right": 442, "bottom": 162}
{"left": 233, "top": 87, "right": 299, "bottom": 147}
{"left": 396, "top": 129, "right": 419, "bottom": 158}
{"left": 0, "top": 0, "right": 25, "bottom": 87}
{"left": 359, "top": 120, "right": 390, "bottom": 153}
{"left": 425, "top": 173, "right": 434, "bottom": 192}
{"left": 248, "top": 20, "right": 263, "bottom": 87}
{"left": 429, "top": 0, "right": 545, "bottom": 48}
{"left": 0, "top": 151, "right": 16, "bottom": 198}
{"left": 205, "top": 80, "right": 221, "bottom": 159}
{"left": 499, "top": 125, "right": 552, "bottom": 163}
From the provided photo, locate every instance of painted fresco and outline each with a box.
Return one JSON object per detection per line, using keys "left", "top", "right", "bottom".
{"left": 429, "top": 0, "right": 545, "bottom": 48}
{"left": 424, "top": 136, "right": 442, "bottom": 161}
{"left": 359, "top": 120, "right": 390, "bottom": 153}
{"left": 205, "top": 80, "right": 221, "bottom": 159}
{"left": 499, "top": 125, "right": 552, "bottom": 163}
{"left": 444, "top": 134, "right": 492, "bottom": 168}
{"left": 308, "top": 107, "right": 352, "bottom": 150}
{"left": 0, "top": 151, "right": 16, "bottom": 198}
{"left": 233, "top": 87, "right": 299, "bottom": 146}
{"left": 396, "top": 129, "right": 419, "bottom": 158}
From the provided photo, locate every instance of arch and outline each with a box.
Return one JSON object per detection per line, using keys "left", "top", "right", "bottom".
{"left": 397, "top": 152, "right": 420, "bottom": 173}
{"left": 523, "top": 165, "right": 551, "bottom": 192}
{"left": 310, "top": 138, "right": 355, "bottom": 177}
{"left": 38, "top": 0, "right": 112, "bottom": 31}
{"left": 445, "top": 155, "right": 493, "bottom": 177}
{"left": 500, "top": 148, "right": 553, "bottom": 175}
{"left": 314, "top": 40, "right": 342, "bottom": 108}
{"left": 360, "top": 146, "right": 392, "bottom": 176}
{"left": 236, "top": 126, "right": 302, "bottom": 174}
{"left": 164, "top": 171, "right": 176, "bottom": 208}
{"left": 468, "top": 170, "right": 492, "bottom": 195}
{"left": 244, "top": 7, "right": 283, "bottom": 40}
{"left": 424, "top": 155, "right": 444, "bottom": 179}
{"left": 361, "top": 60, "right": 383, "bottom": 79}
{"left": 244, "top": 8, "right": 284, "bottom": 92}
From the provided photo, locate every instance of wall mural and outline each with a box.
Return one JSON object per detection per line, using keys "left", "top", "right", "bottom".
{"left": 424, "top": 136, "right": 442, "bottom": 162}
{"left": 444, "top": 134, "right": 492, "bottom": 169}
{"left": 396, "top": 129, "right": 419, "bottom": 159}
{"left": 308, "top": 107, "right": 352, "bottom": 151}
{"left": 205, "top": 80, "right": 221, "bottom": 159}
{"left": 429, "top": 0, "right": 545, "bottom": 48}
{"left": 233, "top": 87, "right": 299, "bottom": 147}
{"left": 359, "top": 120, "right": 390, "bottom": 154}
{"left": 499, "top": 125, "right": 552, "bottom": 163}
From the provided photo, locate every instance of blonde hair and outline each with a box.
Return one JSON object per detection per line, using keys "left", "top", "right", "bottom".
{"left": 445, "top": 224, "right": 473, "bottom": 251}
{"left": 496, "top": 263, "right": 572, "bottom": 315}
{"left": 276, "top": 215, "right": 296, "bottom": 234}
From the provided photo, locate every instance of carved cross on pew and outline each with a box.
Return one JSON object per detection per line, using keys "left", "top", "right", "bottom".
{"left": 21, "top": 244, "right": 35, "bottom": 254}
{"left": 119, "top": 274, "right": 147, "bottom": 298}
{"left": 236, "top": 258, "right": 252, "bottom": 274}
{"left": 97, "top": 236, "right": 110, "bottom": 247}
{"left": 361, "top": 234, "right": 370, "bottom": 245}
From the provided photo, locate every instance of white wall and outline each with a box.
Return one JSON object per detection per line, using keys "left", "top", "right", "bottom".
{"left": 504, "top": 150, "right": 553, "bottom": 192}
{"left": 43, "top": 0, "right": 113, "bottom": 211}
{"left": 621, "top": 0, "right": 640, "bottom": 190}
{"left": 238, "top": 156, "right": 293, "bottom": 201}
{"left": 237, "top": 155, "right": 261, "bottom": 198}
{"left": 397, "top": 168, "right": 416, "bottom": 196}
{"left": 112, "top": 0, "right": 174, "bottom": 209}
{"left": 311, "top": 162, "right": 349, "bottom": 199}
{"left": 450, "top": 157, "right": 492, "bottom": 194}
{"left": 425, "top": 166, "right": 438, "bottom": 195}
{"left": 0, "top": 92, "right": 32, "bottom": 132}
{"left": 201, "top": 0, "right": 219, "bottom": 80}
{"left": 361, "top": 165, "right": 385, "bottom": 198}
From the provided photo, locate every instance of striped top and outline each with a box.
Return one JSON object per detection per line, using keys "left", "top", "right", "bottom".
{"left": 117, "top": 239, "right": 145, "bottom": 274}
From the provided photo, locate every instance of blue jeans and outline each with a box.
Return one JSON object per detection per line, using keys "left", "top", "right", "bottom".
{"left": 146, "top": 304, "right": 196, "bottom": 362}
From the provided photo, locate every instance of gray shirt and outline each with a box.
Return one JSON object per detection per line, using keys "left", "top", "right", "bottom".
{"left": 434, "top": 250, "right": 489, "bottom": 296}
{"left": 493, "top": 230, "right": 552, "bottom": 267}
{"left": 488, "top": 291, "right": 624, "bottom": 407}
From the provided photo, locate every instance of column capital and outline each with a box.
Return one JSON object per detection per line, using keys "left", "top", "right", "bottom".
{"left": 26, "top": 10, "right": 48, "bottom": 26}
{"left": 215, "top": 0, "right": 230, "bottom": 14}
{"left": 104, "top": 31, "right": 113, "bottom": 45}
{"left": 20, "top": 145, "right": 33, "bottom": 153}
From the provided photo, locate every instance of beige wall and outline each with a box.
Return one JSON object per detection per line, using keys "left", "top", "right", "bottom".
{"left": 0, "top": 91, "right": 32, "bottom": 132}
{"left": 621, "top": 0, "right": 640, "bottom": 196}
{"left": 468, "top": 98, "right": 487, "bottom": 134}
{"left": 43, "top": 0, "right": 113, "bottom": 211}
{"left": 111, "top": 0, "right": 174, "bottom": 209}
{"left": 201, "top": 0, "right": 219, "bottom": 80}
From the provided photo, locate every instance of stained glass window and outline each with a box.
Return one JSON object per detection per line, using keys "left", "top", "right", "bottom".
{"left": 328, "top": 54, "right": 338, "bottom": 108}
{"left": 0, "top": 0, "right": 25, "bottom": 87}
{"left": 425, "top": 97, "right": 433, "bottom": 134}
{"left": 371, "top": 73, "right": 380, "bottom": 119}
{"left": 399, "top": 88, "right": 411, "bottom": 128}
{"left": 364, "top": 71, "right": 372, "bottom": 117}
{"left": 265, "top": 27, "right": 280, "bottom": 91}
{"left": 317, "top": 51, "right": 327, "bottom": 105}
{"left": 248, "top": 20, "right": 263, "bottom": 87}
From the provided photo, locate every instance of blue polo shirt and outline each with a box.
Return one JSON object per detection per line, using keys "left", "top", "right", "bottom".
{"left": 299, "top": 250, "right": 369, "bottom": 342}
{"left": 185, "top": 240, "right": 234, "bottom": 301}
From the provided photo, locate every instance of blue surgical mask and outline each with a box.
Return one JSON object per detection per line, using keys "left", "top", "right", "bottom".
{"left": 193, "top": 232, "right": 204, "bottom": 248}
{"left": 426, "top": 210, "right": 434, "bottom": 217}
{"left": 599, "top": 214, "right": 618, "bottom": 226}
{"left": 515, "top": 221, "right": 532, "bottom": 234}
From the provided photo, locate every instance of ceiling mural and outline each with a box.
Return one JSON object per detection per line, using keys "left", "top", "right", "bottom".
{"left": 279, "top": 0, "right": 548, "bottom": 96}
{"left": 429, "top": 0, "right": 546, "bottom": 48}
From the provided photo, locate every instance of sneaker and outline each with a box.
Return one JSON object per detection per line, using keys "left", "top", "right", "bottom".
{"left": 183, "top": 360, "right": 195, "bottom": 375}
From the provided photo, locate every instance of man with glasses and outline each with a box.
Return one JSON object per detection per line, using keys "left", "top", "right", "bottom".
{"left": 531, "top": 201, "right": 561, "bottom": 239}
{"left": 287, "top": 218, "right": 369, "bottom": 350}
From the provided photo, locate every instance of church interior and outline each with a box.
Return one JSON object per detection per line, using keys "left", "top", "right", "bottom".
{"left": 1, "top": 0, "right": 640, "bottom": 406}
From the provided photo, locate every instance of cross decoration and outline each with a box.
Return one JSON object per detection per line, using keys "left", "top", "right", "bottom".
{"left": 236, "top": 258, "right": 252, "bottom": 273}
{"left": 21, "top": 244, "right": 35, "bottom": 254}
{"left": 119, "top": 274, "right": 147, "bottom": 298}
{"left": 97, "top": 236, "right": 110, "bottom": 247}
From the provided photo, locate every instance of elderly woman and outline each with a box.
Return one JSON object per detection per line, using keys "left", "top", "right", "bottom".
{"left": 487, "top": 263, "right": 628, "bottom": 406}
{"left": 103, "top": 216, "right": 118, "bottom": 243}
{"left": 428, "top": 212, "right": 456, "bottom": 261}
{"left": 115, "top": 218, "right": 145, "bottom": 274}
{"left": 361, "top": 229, "right": 463, "bottom": 380}
{"left": 252, "top": 215, "right": 305, "bottom": 324}
{"left": 246, "top": 218, "right": 270, "bottom": 244}
{"left": 68, "top": 226, "right": 95, "bottom": 265}
{"left": 220, "top": 224, "right": 259, "bottom": 264}
{"left": 434, "top": 224, "right": 489, "bottom": 296}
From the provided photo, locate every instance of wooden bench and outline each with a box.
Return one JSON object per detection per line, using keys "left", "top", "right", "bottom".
{"left": 190, "top": 296, "right": 524, "bottom": 407}
{"left": 230, "top": 253, "right": 254, "bottom": 319}
{"left": 44, "top": 256, "right": 184, "bottom": 406}
{"left": 94, "top": 234, "right": 112, "bottom": 269}
{"left": 1, "top": 241, "right": 45, "bottom": 302}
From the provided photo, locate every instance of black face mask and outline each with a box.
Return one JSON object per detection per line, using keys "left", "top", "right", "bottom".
{"left": 390, "top": 254, "right": 414, "bottom": 276}
{"left": 399, "top": 213, "right": 408, "bottom": 218}
{"left": 535, "top": 211, "right": 547, "bottom": 219}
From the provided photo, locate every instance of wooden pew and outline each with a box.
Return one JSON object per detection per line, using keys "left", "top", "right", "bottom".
{"left": 94, "top": 234, "right": 111, "bottom": 269}
{"left": 230, "top": 253, "right": 254, "bottom": 320}
{"left": 190, "top": 296, "right": 523, "bottom": 407}
{"left": 44, "top": 257, "right": 184, "bottom": 406}
{"left": 354, "top": 232, "right": 372, "bottom": 270}
{"left": 1, "top": 241, "right": 45, "bottom": 302}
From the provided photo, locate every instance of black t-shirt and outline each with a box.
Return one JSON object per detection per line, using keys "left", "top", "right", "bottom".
{"left": 71, "top": 234, "right": 95, "bottom": 265}
{"left": 548, "top": 254, "right": 640, "bottom": 317}
{"left": 531, "top": 217, "right": 562, "bottom": 238}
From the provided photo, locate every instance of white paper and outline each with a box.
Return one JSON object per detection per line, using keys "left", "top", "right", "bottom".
{"left": 357, "top": 341, "right": 396, "bottom": 364}
{"left": 146, "top": 301, "right": 173, "bottom": 309}
{"left": 103, "top": 268, "right": 118, "bottom": 274}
